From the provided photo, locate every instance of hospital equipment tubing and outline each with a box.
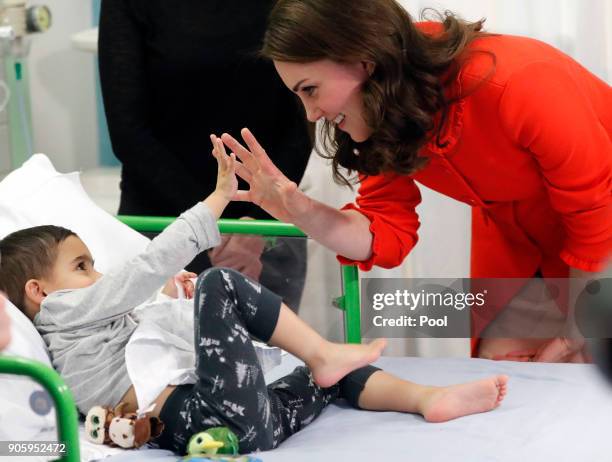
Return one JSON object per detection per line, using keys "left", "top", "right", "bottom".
{"left": 0, "top": 217, "right": 364, "bottom": 461}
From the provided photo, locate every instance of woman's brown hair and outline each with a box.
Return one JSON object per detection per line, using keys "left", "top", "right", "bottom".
{"left": 262, "top": 0, "right": 493, "bottom": 186}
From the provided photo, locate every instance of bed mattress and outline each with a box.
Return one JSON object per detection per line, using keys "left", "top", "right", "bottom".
{"left": 86, "top": 355, "right": 612, "bottom": 462}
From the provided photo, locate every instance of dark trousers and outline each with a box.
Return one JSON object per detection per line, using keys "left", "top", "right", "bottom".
{"left": 154, "top": 268, "right": 379, "bottom": 454}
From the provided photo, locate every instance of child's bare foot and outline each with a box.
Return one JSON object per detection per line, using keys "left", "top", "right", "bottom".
{"left": 310, "top": 339, "right": 387, "bottom": 388}
{"left": 421, "top": 375, "right": 508, "bottom": 423}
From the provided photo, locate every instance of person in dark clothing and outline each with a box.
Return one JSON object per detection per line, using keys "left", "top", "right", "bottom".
{"left": 98, "top": 0, "right": 312, "bottom": 308}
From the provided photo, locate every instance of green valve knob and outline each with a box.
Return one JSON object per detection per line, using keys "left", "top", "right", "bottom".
{"left": 15, "top": 62, "right": 22, "bottom": 81}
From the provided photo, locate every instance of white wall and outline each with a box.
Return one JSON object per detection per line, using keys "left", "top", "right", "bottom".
{"left": 400, "top": 0, "right": 611, "bottom": 82}
{"left": 28, "top": 0, "right": 97, "bottom": 172}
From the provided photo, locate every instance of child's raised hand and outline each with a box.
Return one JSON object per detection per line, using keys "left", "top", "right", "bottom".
{"left": 210, "top": 134, "right": 238, "bottom": 201}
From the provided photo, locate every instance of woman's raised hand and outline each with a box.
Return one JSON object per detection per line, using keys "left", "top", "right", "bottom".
{"left": 220, "top": 128, "right": 312, "bottom": 224}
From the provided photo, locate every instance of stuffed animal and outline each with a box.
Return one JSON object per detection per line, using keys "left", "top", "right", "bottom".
{"left": 84, "top": 402, "right": 164, "bottom": 449}
{"left": 84, "top": 405, "right": 114, "bottom": 445}
{"left": 186, "top": 427, "right": 239, "bottom": 456}
{"left": 184, "top": 429, "right": 260, "bottom": 462}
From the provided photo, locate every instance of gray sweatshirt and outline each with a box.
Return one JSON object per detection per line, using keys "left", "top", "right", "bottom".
{"left": 34, "top": 203, "right": 221, "bottom": 414}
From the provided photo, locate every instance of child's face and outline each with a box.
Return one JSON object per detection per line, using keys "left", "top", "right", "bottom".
{"left": 42, "top": 236, "right": 102, "bottom": 294}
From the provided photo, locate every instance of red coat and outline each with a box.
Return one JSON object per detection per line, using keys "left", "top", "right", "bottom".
{"left": 338, "top": 31, "right": 612, "bottom": 340}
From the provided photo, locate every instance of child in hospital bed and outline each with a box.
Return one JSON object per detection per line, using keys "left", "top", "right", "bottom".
{"left": 0, "top": 136, "right": 508, "bottom": 455}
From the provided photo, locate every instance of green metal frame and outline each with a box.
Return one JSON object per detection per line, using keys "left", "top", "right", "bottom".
{"left": 0, "top": 356, "right": 80, "bottom": 462}
{"left": 0, "top": 216, "right": 362, "bottom": 462}
{"left": 117, "top": 216, "right": 362, "bottom": 344}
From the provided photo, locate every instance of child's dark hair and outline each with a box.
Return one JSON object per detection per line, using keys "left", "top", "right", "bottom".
{"left": 0, "top": 225, "right": 77, "bottom": 312}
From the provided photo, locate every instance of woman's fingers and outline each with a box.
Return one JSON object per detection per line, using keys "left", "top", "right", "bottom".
{"left": 241, "top": 128, "right": 279, "bottom": 172}
{"left": 235, "top": 160, "right": 253, "bottom": 183}
{"left": 234, "top": 190, "right": 252, "bottom": 202}
{"left": 221, "top": 133, "right": 258, "bottom": 172}
{"left": 240, "top": 128, "right": 266, "bottom": 157}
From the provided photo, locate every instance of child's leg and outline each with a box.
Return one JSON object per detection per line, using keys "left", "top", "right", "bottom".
{"left": 353, "top": 370, "right": 508, "bottom": 423}
{"left": 267, "top": 290, "right": 386, "bottom": 388}
{"left": 265, "top": 366, "right": 339, "bottom": 447}
{"left": 168, "top": 268, "right": 384, "bottom": 454}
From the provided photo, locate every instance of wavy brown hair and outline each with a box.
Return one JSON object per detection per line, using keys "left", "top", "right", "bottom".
{"left": 262, "top": 0, "right": 494, "bottom": 186}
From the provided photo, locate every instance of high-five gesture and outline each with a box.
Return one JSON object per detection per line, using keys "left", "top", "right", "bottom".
{"left": 221, "top": 128, "right": 313, "bottom": 224}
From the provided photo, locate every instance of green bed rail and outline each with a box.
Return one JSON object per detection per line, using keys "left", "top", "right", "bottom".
{"left": 0, "top": 216, "right": 362, "bottom": 462}
{"left": 0, "top": 356, "right": 80, "bottom": 462}
{"left": 117, "top": 216, "right": 362, "bottom": 344}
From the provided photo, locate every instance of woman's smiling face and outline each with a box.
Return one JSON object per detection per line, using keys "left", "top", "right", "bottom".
{"left": 274, "top": 59, "right": 373, "bottom": 142}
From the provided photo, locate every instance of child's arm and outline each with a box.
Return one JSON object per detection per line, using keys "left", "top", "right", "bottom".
{"left": 36, "top": 137, "right": 238, "bottom": 329}
{"left": 160, "top": 136, "right": 236, "bottom": 300}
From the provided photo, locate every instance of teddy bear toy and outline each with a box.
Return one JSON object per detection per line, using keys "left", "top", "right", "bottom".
{"left": 84, "top": 402, "right": 164, "bottom": 449}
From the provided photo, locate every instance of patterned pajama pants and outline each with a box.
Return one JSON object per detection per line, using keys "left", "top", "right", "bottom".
{"left": 154, "top": 267, "right": 379, "bottom": 454}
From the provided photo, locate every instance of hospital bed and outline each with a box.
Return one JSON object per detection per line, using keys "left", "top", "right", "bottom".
{"left": 3, "top": 220, "right": 612, "bottom": 462}
{"left": 0, "top": 215, "right": 363, "bottom": 462}
{"left": 2, "top": 156, "right": 612, "bottom": 461}
{"left": 3, "top": 352, "right": 612, "bottom": 462}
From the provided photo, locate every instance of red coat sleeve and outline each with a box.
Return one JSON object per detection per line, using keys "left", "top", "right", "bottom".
{"left": 337, "top": 173, "right": 422, "bottom": 270}
{"left": 498, "top": 61, "right": 612, "bottom": 272}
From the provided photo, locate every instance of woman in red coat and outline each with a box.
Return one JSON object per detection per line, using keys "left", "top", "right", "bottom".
{"left": 218, "top": 0, "right": 612, "bottom": 362}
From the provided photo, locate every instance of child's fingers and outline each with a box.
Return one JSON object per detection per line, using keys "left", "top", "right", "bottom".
{"left": 185, "top": 279, "right": 195, "bottom": 298}
{"left": 210, "top": 134, "right": 220, "bottom": 160}
{"left": 215, "top": 136, "right": 230, "bottom": 157}
{"left": 176, "top": 272, "right": 196, "bottom": 282}
{"left": 211, "top": 135, "right": 231, "bottom": 174}
{"left": 216, "top": 138, "right": 231, "bottom": 172}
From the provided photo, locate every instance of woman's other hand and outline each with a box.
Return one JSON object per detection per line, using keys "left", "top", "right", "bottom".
{"left": 499, "top": 337, "right": 589, "bottom": 363}
{"left": 209, "top": 226, "right": 265, "bottom": 281}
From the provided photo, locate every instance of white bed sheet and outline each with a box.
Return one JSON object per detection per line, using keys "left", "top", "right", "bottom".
{"left": 85, "top": 355, "right": 612, "bottom": 462}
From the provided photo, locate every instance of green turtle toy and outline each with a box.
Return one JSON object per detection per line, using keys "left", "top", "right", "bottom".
{"left": 183, "top": 427, "right": 261, "bottom": 462}
{"left": 187, "top": 427, "right": 239, "bottom": 455}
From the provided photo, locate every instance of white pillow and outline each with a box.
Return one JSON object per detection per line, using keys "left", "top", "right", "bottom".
{"left": 0, "top": 154, "right": 150, "bottom": 440}
{"left": 0, "top": 154, "right": 149, "bottom": 273}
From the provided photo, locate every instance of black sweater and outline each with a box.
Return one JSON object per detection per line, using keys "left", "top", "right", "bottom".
{"left": 98, "top": 0, "right": 312, "bottom": 218}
